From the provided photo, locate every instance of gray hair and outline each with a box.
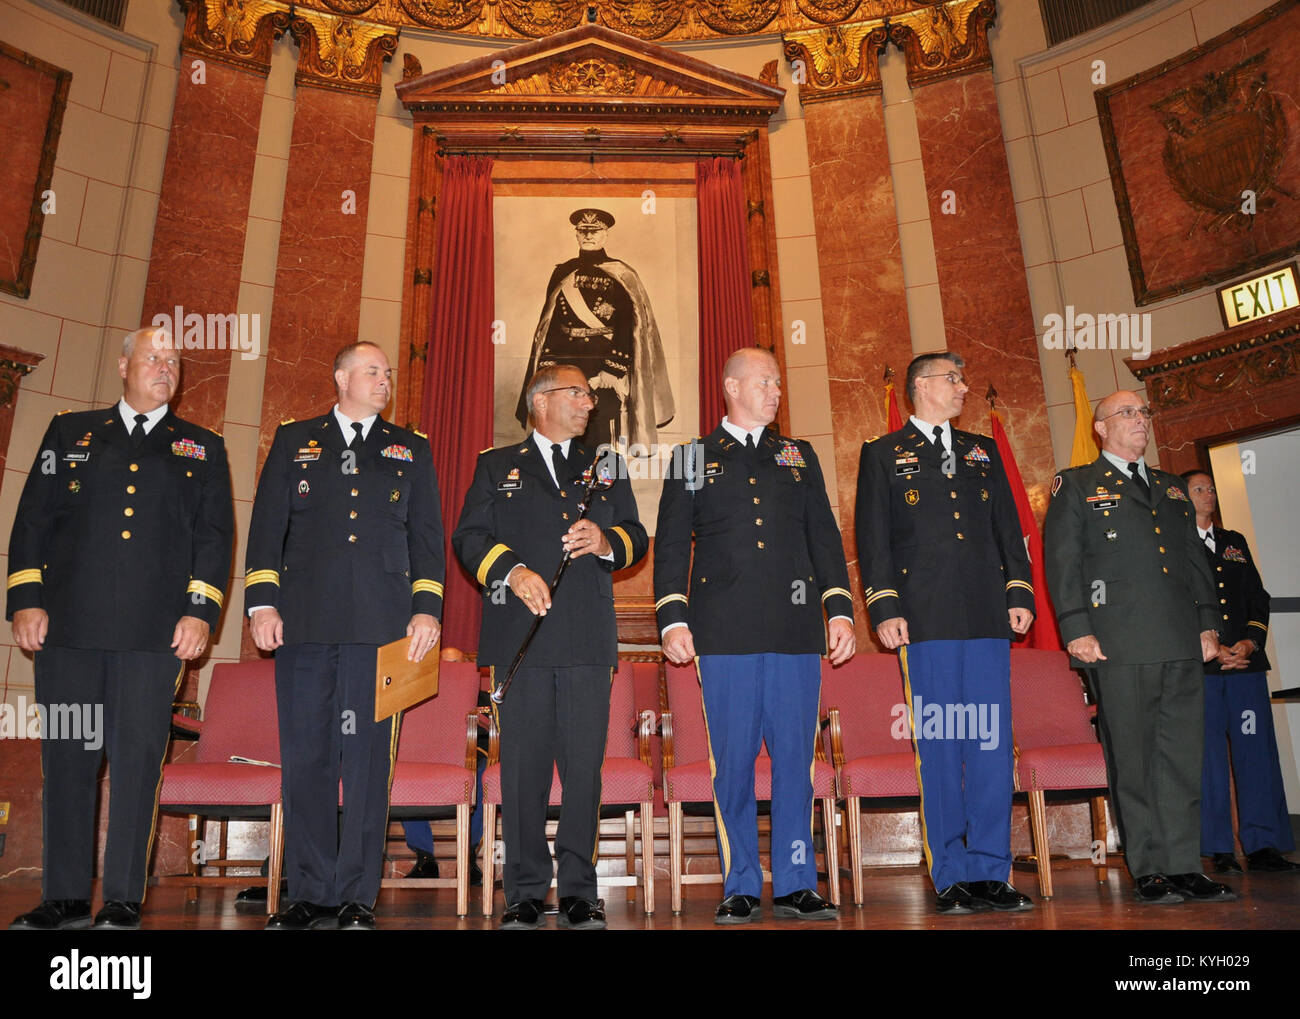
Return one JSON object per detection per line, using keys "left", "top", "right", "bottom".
{"left": 905, "top": 350, "right": 965, "bottom": 404}
{"left": 524, "top": 363, "right": 583, "bottom": 422}
{"left": 123, "top": 326, "right": 169, "bottom": 359}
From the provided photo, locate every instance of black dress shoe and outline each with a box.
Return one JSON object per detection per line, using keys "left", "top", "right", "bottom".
{"left": 9, "top": 899, "right": 93, "bottom": 931}
{"left": 1246, "top": 847, "right": 1300, "bottom": 873}
{"left": 773, "top": 888, "right": 838, "bottom": 920}
{"left": 935, "top": 883, "right": 987, "bottom": 914}
{"left": 405, "top": 850, "right": 439, "bottom": 879}
{"left": 557, "top": 896, "right": 607, "bottom": 929}
{"left": 470, "top": 860, "right": 483, "bottom": 886}
{"left": 93, "top": 901, "right": 142, "bottom": 930}
{"left": 500, "top": 899, "right": 546, "bottom": 930}
{"left": 714, "top": 894, "right": 762, "bottom": 925}
{"left": 1211, "top": 852, "right": 1243, "bottom": 874}
{"left": 338, "top": 902, "right": 376, "bottom": 930}
{"left": 967, "top": 880, "right": 1035, "bottom": 912}
{"left": 1133, "top": 874, "right": 1184, "bottom": 904}
{"left": 1168, "top": 873, "right": 1237, "bottom": 901}
{"left": 265, "top": 901, "right": 340, "bottom": 930}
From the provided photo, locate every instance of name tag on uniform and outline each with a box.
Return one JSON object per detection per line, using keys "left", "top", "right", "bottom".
{"left": 895, "top": 456, "right": 919, "bottom": 476}
{"left": 497, "top": 467, "right": 522, "bottom": 491}
{"left": 294, "top": 447, "right": 322, "bottom": 463}
{"left": 703, "top": 462, "right": 724, "bottom": 477}
{"left": 63, "top": 451, "right": 90, "bottom": 463}
{"left": 1087, "top": 493, "right": 1120, "bottom": 510}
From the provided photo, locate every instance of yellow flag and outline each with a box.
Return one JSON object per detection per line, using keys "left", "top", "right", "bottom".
{"left": 1069, "top": 365, "right": 1099, "bottom": 467}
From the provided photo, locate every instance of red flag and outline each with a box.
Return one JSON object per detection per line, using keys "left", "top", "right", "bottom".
{"left": 885, "top": 380, "right": 904, "bottom": 432}
{"left": 989, "top": 406, "right": 1061, "bottom": 650}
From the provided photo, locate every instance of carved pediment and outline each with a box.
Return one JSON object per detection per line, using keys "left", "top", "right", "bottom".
{"left": 396, "top": 23, "right": 784, "bottom": 118}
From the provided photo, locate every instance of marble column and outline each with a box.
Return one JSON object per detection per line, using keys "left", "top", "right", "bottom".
{"left": 142, "top": 0, "right": 289, "bottom": 432}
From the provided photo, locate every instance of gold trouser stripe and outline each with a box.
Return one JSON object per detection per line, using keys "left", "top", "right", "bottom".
{"left": 821, "top": 587, "right": 851, "bottom": 603}
{"left": 245, "top": 569, "right": 280, "bottom": 588}
{"left": 655, "top": 593, "right": 688, "bottom": 611}
{"left": 476, "top": 544, "right": 510, "bottom": 586}
{"left": 866, "top": 589, "right": 898, "bottom": 607}
{"left": 1006, "top": 580, "right": 1034, "bottom": 594}
{"left": 7, "top": 568, "right": 42, "bottom": 589}
{"left": 695, "top": 657, "right": 732, "bottom": 882}
{"left": 610, "top": 527, "right": 634, "bottom": 566}
{"left": 899, "top": 646, "right": 935, "bottom": 880}
{"left": 186, "top": 580, "right": 224, "bottom": 608}
{"left": 140, "top": 660, "right": 188, "bottom": 904}
{"left": 412, "top": 579, "right": 444, "bottom": 597}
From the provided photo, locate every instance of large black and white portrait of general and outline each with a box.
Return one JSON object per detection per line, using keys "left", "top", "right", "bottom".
{"left": 493, "top": 194, "right": 698, "bottom": 527}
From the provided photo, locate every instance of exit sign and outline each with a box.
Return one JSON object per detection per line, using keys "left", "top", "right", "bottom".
{"left": 1218, "top": 264, "right": 1299, "bottom": 329}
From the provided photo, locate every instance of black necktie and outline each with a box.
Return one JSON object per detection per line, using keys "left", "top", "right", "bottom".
{"left": 130, "top": 413, "right": 147, "bottom": 447}
{"left": 349, "top": 422, "right": 364, "bottom": 449}
{"left": 551, "top": 442, "right": 567, "bottom": 488}
{"left": 1127, "top": 461, "right": 1150, "bottom": 497}
{"left": 932, "top": 425, "right": 948, "bottom": 457}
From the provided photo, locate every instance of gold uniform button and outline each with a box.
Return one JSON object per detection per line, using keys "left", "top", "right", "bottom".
{"left": 123, "top": 508, "right": 134, "bottom": 517}
{"left": 1151, "top": 509, "right": 1157, "bottom": 516}
{"left": 1216, "top": 566, "right": 1223, "bottom": 572}
{"left": 349, "top": 510, "right": 357, "bottom": 520}
{"left": 753, "top": 497, "right": 760, "bottom": 505}
{"left": 348, "top": 535, "right": 357, "bottom": 543}
{"left": 755, "top": 518, "right": 763, "bottom": 526}
{"left": 121, "top": 530, "right": 131, "bottom": 540}
{"left": 1154, "top": 527, "right": 1161, "bottom": 534}
{"left": 1162, "top": 567, "right": 1168, "bottom": 573}
{"left": 1219, "top": 582, "right": 1225, "bottom": 588}
{"left": 1220, "top": 598, "right": 1227, "bottom": 604}
{"left": 950, "top": 491, "right": 957, "bottom": 499}
{"left": 126, "top": 485, "right": 135, "bottom": 494}
{"left": 956, "top": 532, "right": 964, "bottom": 540}
{"left": 562, "top": 512, "right": 570, "bottom": 520}
{"left": 129, "top": 463, "right": 139, "bottom": 472}
{"left": 1223, "top": 613, "right": 1229, "bottom": 620}
{"left": 186, "top": 470, "right": 193, "bottom": 478}
{"left": 749, "top": 477, "right": 757, "bottom": 485}
{"left": 1103, "top": 510, "right": 1110, "bottom": 516}
{"left": 756, "top": 541, "right": 765, "bottom": 549}
{"left": 350, "top": 488, "right": 359, "bottom": 497}
{"left": 953, "top": 512, "right": 960, "bottom": 520}
{"left": 1158, "top": 546, "right": 1165, "bottom": 553}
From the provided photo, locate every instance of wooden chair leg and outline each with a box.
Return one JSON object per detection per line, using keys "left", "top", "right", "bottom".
{"left": 624, "top": 810, "right": 637, "bottom": 902}
{"left": 268, "top": 803, "right": 285, "bottom": 915}
{"left": 1028, "top": 788, "right": 1053, "bottom": 899}
{"left": 847, "top": 796, "right": 864, "bottom": 907}
{"left": 455, "top": 802, "right": 470, "bottom": 917}
{"left": 1090, "top": 794, "right": 1109, "bottom": 883}
{"left": 640, "top": 801, "right": 655, "bottom": 915}
{"left": 669, "top": 801, "right": 683, "bottom": 915}
{"left": 481, "top": 802, "right": 497, "bottom": 918}
{"left": 820, "top": 798, "right": 840, "bottom": 907}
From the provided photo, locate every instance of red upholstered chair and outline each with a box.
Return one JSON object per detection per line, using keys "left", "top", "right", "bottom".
{"left": 158, "top": 658, "right": 285, "bottom": 913}
{"left": 383, "top": 660, "right": 483, "bottom": 916}
{"left": 820, "top": 654, "right": 919, "bottom": 907}
{"left": 1009, "top": 647, "right": 1111, "bottom": 898}
{"left": 479, "top": 659, "right": 656, "bottom": 917}
{"left": 661, "top": 661, "right": 840, "bottom": 915}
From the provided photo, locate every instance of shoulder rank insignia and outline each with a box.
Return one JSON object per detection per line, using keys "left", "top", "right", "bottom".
{"left": 963, "top": 444, "right": 991, "bottom": 464}
{"left": 1222, "top": 545, "right": 1247, "bottom": 563}
{"left": 774, "top": 441, "right": 806, "bottom": 468}
{"left": 280, "top": 418, "right": 295, "bottom": 425}
{"left": 1166, "top": 485, "right": 1188, "bottom": 501}
{"left": 413, "top": 429, "right": 428, "bottom": 440}
{"left": 171, "top": 438, "right": 206, "bottom": 461}
{"left": 381, "top": 444, "right": 413, "bottom": 462}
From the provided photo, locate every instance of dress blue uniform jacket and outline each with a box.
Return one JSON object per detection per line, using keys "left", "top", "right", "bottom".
{"left": 653, "top": 426, "right": 853, "bottom": 653}
{"left": 856, "top": 422, "right": 1033, "bottom": 640}
{"left": 453, "top": 438, "right": 646, "bottom": 667}
{"left": 7, "top": 407, "right": 233, "bottom": 648}
{"left": 244, "top": 414, "right": 444, "bottom": 642}
{"left": 1202, "top": 526, "right": 1270, "bottom": 673}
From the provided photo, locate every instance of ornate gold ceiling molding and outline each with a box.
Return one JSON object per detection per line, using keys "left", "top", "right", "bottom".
{"left": 297, "top": 0, "right": 959, "bottom": 42}
{"left": 177, "top": 0, "right": 292, "bottom": 75}
{"left": 782, "top": 19, "right": 890, "bottom": 101}
{"left": 888, "top": 0, "right": 995, "bottom": 87}
{"left": 782, "top": 0, "right": 995, "bottom": 101}
{"left": 289, "top": 7, "right": 399, "bottom": 95}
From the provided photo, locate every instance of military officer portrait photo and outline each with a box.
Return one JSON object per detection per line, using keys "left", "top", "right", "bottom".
{"left": 244, "top": 340, "right": 444, "bottom": 931}
{"left": 493, "top": 196, "right": 697, "bottom": 473}
{"left": 454, "top": 362, "right": 647, "bottom": 930}
{"left": 856, "top": 350, "right": 1037, "bottom": 916}
{"left": 7, "top": 326, "right": 234, "bottom": 931}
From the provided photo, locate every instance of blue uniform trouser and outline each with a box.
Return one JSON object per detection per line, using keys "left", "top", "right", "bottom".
{"left": 899, "top": 639, "right": 1013, "bottom": 891}
{"left": 698, "top": 653, "right": 821, "bottom": 899}
{"left": 1201, "top": 672, "right": 1295, "bottom": 855}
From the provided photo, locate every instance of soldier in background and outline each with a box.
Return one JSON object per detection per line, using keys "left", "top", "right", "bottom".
{"left": 514, "top": 208, "right": 673, "bottom": 451}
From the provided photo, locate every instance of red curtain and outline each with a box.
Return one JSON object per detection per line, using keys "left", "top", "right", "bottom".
{"left": 420, "top": 155, "right": 494, "bottom": 653}
{"left": 696, "top": 157, "right": 754, "bottom": 431}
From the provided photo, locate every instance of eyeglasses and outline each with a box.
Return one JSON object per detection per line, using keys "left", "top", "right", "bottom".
{"left": 542, "top": 386, "right": 598, "bottom": 403}
{"left": 1099, "top": 405, "right": 1153, "bottom": 421}
{"left": 917, "top": 372, "right": 967, "bottom": 386}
